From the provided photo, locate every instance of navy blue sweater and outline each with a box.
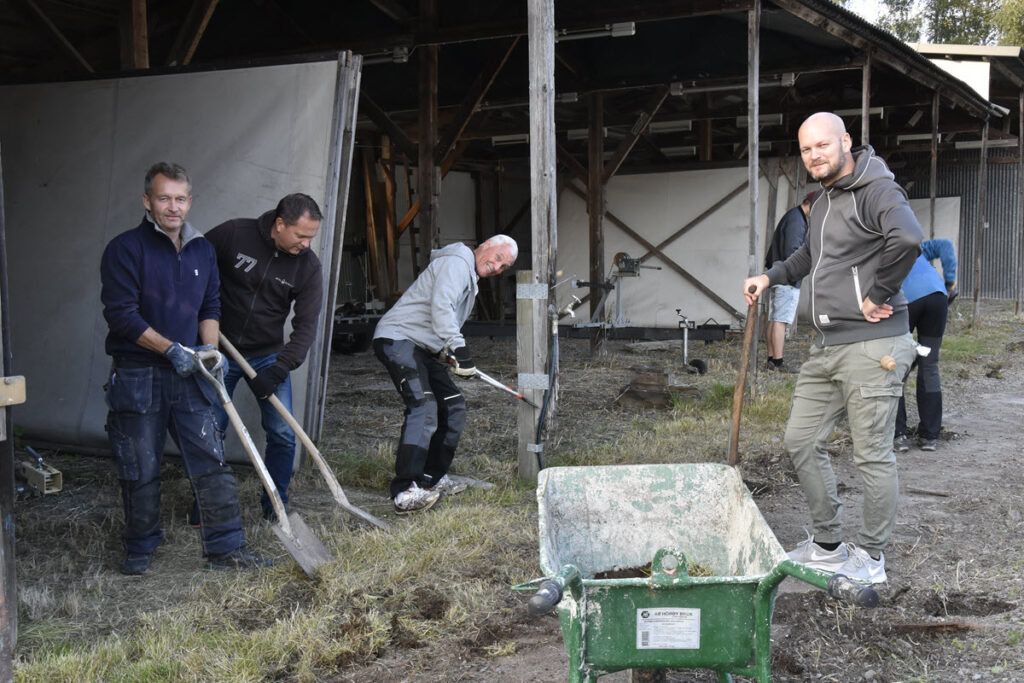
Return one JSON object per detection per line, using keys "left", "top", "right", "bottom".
{"left": 101, "top": 216, "right": 220, "bottom": 365}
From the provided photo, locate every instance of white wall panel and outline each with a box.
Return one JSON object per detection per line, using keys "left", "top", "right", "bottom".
{"left": 0, "top": 61, "right": 338, "bottom": 459}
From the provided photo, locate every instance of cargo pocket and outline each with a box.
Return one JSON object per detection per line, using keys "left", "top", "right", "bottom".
{"left": 104, "top": 367, "right": 155, "bottom": 482}
{"left": 859, "top": 383, "right": 904, "bottom": 427}
{"left": 398, "top": 370, "right": 428, "bottom": 407}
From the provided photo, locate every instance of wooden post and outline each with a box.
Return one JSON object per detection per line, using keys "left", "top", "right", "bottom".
{"left": 417, "top": 0, "right": 440, "bottom": 257}
{"left": 0, "top": 132, "right": 18, "bottom": 682}
{"left": 930, "top": 91, "right": 939, "bottom": 241}
{"left": 519, "top": 0, "right": 556, "bottom": 482}
{"left": 472, "top": 171, "right": 493, "bottom": 320}
{"left": 362, "top": 149, "right": 383, "bottom": 301}
{"left": 494, "top": 168, "right": 505, "bottom": 322}
{"left": 861, "top": 48, "right": 871, "bottom": 146}
{"left": 588, "top": 92, "right": 606, "bottom": 357}
{"left": 972, "top": 119, "right": 989, "bottom": 328}
{"left": 381, "top": 136, "right": 399, "bottom": 302}
{"left": 120, "top": 0, "right": 149, "bottom": 70}
{"left": 742, "top": 0, "right": 762, "bottom": 409}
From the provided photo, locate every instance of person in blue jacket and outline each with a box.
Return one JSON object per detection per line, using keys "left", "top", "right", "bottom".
{"left": 894, "top": 238, "right": 957, "bottom": 453}
{"left": 101, "top": 162, "right": 266, "bottom": 574}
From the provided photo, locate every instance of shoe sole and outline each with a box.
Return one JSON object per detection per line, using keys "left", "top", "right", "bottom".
{"left": 394, "top": 494, "right": 440, "bottom": 515}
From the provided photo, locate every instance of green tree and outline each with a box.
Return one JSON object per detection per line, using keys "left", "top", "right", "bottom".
{"left": 925, "top": 0, "right": 998, "bottom": 44}
{"left": 878, "top": 0, "right": 923, "bottom": 42}
{"left": 995, "top": 0, "right": 1024, "bottom": 46}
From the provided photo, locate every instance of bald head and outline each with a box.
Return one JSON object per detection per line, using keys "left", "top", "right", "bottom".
{"left": 798, "top": 112, "right": 854, "bottom": 186}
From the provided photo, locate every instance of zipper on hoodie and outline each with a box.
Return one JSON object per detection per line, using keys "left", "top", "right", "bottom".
{"left": 810, "top": 189, "right": 830, "bottom": 345}
{"left": 851, "top": 265, "right": 863, "bottom": 312}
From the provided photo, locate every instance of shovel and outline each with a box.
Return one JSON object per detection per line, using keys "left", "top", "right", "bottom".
{"left": 442, "top": 355, "right": 540, "bottom": 409}
{"left": 218, "top": 333, "right": 388, "bottom": 531}
{"left": 193, "top": 348, "right": 332, "bottom": 578}
{"left": 727, "top": 285, "right": 758, "bottom": 467}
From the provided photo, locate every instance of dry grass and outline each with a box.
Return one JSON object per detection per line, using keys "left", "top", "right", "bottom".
{"left": 12, "top": 297, "right": 1024, "bottom": 681}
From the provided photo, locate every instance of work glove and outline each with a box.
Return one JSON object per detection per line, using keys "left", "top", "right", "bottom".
{"left": 195, "top": 344, "right": 227, "bottom": 376}
{"left": 164, "top": 342, "right": 200, "bottom": 377}
{"left": 247, "top": 364, "right": 288, "bottom": 400}
{"left": 450, "top": 346, "right": 477, "bottom": 378}
{"left": 946, "top": 281, "right": 958, "bottom": 305}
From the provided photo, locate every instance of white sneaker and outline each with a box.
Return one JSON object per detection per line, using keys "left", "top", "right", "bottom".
{"left": 835, "top": 545, "right": 887, "bottom": 584}
{"left": 393, "top": 483, "right": 440, "bottom": 514}
{"left": 786, "top": 531, "right": 849, "bottom": 572}
{"left": 429, "top": 474, "right": 468, "bottom": 496}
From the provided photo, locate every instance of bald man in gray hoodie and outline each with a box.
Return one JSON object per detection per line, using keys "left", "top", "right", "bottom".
{"left": 373, "top": 235, "right": 517, "bottom": 513}
{"left": 744, "top": 112, "right": 921, "bottom": 584}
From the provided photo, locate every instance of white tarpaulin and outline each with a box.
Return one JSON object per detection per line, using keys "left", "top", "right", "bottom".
{"left": 0, "top": 60, "right": 341, "bottom": 460}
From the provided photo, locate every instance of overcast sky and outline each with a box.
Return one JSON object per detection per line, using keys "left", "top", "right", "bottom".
{"left": 845, "top": 0, "right": 883, "bottom": 24}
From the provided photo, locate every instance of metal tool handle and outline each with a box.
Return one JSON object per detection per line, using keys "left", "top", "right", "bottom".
{"left": 527, "top": 579, "right": 564, "bottom": 616}
{"left": 218, "top": 334, "right": 389, "bottom": 530}
{"left": 827, "top": 574, "right": 880, "bottom": 608}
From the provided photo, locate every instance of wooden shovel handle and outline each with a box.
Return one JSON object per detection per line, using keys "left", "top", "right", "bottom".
{"left": 728, "top": 286, "right": 758, "bottom": 467}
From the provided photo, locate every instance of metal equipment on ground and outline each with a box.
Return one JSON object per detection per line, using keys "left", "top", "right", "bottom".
{"left": 515, "top": 463, "right": 877, "bottom": 682}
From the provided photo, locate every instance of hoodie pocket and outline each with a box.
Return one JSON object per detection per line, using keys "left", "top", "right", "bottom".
{"left": 813, "top": 257, "right": 869, "bottom": 327}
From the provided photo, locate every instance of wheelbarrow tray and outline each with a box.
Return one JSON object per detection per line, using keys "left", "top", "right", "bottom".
{"left": 535, "top": 463, "right": 816, "bottom": 681}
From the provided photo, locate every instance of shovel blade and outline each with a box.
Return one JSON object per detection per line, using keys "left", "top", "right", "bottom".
{"left": 271, "top": 512, "right": 332, "bottom": 578}
{"left": 339, "top": 501, "right": 390, "bottom": 530}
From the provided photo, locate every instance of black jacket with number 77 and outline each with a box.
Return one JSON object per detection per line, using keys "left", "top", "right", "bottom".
{"left": 205, "top": 210, "right": 323, "bottom": 372}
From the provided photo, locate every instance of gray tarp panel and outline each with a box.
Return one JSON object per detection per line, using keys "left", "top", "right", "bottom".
{"left": 0, "top": 60, "right": 339, "bottom": 461}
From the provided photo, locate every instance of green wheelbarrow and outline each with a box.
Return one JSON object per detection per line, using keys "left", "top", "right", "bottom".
{"left": 513, "top": 463, "right": 877, "bottom": 682}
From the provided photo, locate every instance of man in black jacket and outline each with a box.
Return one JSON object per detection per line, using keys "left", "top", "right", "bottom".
{"left": 205, "top": 194, "right": 324, "bottom": 521}
{"left": 764, "top": 192, "right": 813, "bottom": 372}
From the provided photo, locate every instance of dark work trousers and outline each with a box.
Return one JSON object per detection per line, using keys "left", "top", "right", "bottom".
{"left": 895, "top": 291, "right": 948, "bottom": 441}
{"left": 373, "top": 338, "right": 467, "bottom": 498}
{"left": 105, "top": 362, "right": 246, "bottom": 556}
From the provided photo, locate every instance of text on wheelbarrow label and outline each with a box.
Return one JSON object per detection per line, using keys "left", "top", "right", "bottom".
{"left": 635, "top": 608, "right": 701, "bottom": 649}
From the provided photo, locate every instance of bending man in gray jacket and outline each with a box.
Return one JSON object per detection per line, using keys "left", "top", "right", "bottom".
{"left": 373, "top": 235, "right": 518, "bottom": 513}
{"left": 743, "top": 112, "right": 921, "bottom": 584}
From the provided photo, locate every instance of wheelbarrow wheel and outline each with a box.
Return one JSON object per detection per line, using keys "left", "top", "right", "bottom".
{"left": 629, "top": 668, "right": 667, "bottom": 682}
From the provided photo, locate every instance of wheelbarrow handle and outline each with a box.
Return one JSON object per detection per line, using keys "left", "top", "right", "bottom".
{"left": 528, "top": 580, "right": 564, "bottom": 616}
{"left": 827, "top": 573, "right": 879, "bottom": 608}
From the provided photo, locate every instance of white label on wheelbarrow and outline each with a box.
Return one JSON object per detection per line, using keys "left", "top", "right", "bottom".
{"left": 636, "top": 608, "right": 700, "bottom": 649}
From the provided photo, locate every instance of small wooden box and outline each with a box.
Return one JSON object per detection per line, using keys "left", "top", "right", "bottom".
{"left": 18, "top": 461, "right": 62, "bottom": 495}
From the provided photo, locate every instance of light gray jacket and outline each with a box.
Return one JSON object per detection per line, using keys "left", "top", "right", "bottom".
{"left": 373, "top": 243, "right": 479, "bottom": 353}
{"left": 766, "top": 145, "right": 922, "bottom": 346}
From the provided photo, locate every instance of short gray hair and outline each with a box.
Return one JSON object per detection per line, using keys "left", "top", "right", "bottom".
{"left": 145, "top": 162, "right": 191, "bottom": 195}
{"left": 483, "top": 234, "right": 518, "bottom": 260}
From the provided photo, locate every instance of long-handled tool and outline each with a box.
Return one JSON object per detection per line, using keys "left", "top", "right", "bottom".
{"left": 218, "top": 333, "right": 388, "bottom": 530}
{"left": 727, "top": 285, "right": 759, "bottom": 467}
{"left": 442, "top": 354, "right": 539, "bottom": 408}
{"left": 194, "top": 348, "right": 332, "bottom": 578}
{"left": 474, "top": 367, "right": 540, "bottom": 409}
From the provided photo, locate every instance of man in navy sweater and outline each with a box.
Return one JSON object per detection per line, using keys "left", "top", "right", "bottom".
{"left": 101, "top": 162, "right": 265, "bottom": 574}
{"left": 205, "top": 194, "right": 324, "bottom": 521}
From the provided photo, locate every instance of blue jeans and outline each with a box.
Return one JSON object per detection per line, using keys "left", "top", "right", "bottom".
{"left": 214, "top": 353, "right": 296, "bottom": 516}
{"left": 105, "top": 362, "right": 245, "bottom": 556}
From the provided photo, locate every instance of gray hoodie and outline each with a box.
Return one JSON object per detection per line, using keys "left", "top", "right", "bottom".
{"left": 373, "top": 242, "right": 479, "bottom": 353}
{"left": 766, "top": 145, "right": 922, "bottom": 346}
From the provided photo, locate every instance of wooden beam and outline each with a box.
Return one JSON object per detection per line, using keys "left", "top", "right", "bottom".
{"left": 120, "top": 0, "right": 149, "bottom": 69}
{"left": 971, "top": 119, "right": 989, "bottom": 328}
{"left": 360, "top": 92, "right": 418, "bottom": 161}
{"left": 601, "top": 86, "right": 669, "bottom": 183}
{"left": 362, "top": 149, "right": 384, "bottom": 301}
{"left": 861, "top": 47, "right": 871, "bottom": 146}
{"left": 747, "top": 1, "right": 760, "bottom": 279}
{"left": 417, "top": 0, "right": 440, "bottom": 257}
{"left": 588, "top": 92, "right": 607, "bottom": 356}
{"left": 396, "top": 139, "right": 468, "bottom": 234}
{"left": 565, "top": 182, "right": 745, "bottom": 320}
{"left": 0, "top": 144, "right": 17, "bottom": 683}
{"left": 380, "top": 138, "right": 399, "bottom": 301}
{"left": 1017, "top": 88, "right": 1024, "bottom": 315}
{"left": 520, "top": 0, "right": 557, "bottom": 482}
{"left": 436, "top": 37, "right": 520, "bottom": 164}
{"left": 370, "top": 0, "right": 414, "bottom": 24}
{"left": 165, "top": 0, "right": 219, "bottom": 67}
{"left": 19, "top": 0, "right": 94, "bottom": 73}
{"left": 929, "top": 91, "right": 939, "bottom": 240}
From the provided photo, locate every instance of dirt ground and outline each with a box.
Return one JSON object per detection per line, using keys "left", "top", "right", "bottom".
{"left": 329, "top": 304, "right": 1024, "bottom": 682}
{"left": 11, "top": 301, "right": 1024, "bottom": 681}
